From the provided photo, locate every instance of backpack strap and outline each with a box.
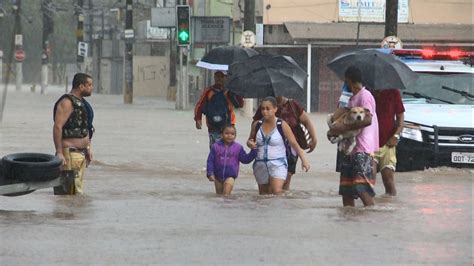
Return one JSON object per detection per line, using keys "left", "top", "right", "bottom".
{"left": 276, "top": 118, "right": 286, "bottom": 141}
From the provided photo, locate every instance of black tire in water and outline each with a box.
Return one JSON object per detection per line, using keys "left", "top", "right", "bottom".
{"left": 2, "top": 153, "right": 62, "bottom": 182}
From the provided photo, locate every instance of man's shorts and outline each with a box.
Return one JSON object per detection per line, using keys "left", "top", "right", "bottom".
{"left": 253, "top": 159, "right": 288, "bottom": 185}
{"left": 339, "top": 152, "right": 376, "bottom": 199}
{"left": 374, "top": 144, "right": 397, "bottom": 172}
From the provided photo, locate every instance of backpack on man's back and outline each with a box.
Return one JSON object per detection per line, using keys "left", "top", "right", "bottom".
{"left": 203, "top": 89, "right": 229, "bottom": 130}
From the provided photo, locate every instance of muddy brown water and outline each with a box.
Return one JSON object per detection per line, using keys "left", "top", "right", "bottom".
{"left": 0, "top": 88, "right": 472, "bottom": 264}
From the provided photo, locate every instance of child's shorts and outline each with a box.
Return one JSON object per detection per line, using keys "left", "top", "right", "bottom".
{"left": 253, "top": 159, "right": 288, "bottom": 185}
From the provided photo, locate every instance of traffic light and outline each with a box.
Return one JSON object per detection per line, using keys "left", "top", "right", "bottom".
{"left": 176, "top": 5, "right": 190, "bottom": 46}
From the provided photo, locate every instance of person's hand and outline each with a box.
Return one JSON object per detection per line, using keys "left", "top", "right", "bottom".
{"left": 386, "top": 136, "right": 399, "bottom": 147}
{"left": 247, "top": 138, "right": 255, "bottom": 149}
{"left": 85, "top": 149, "right": 93, "bottom": 167}
{"left": 307, "top": 138, "right": 317, "bottom": 153}
{"left": 247, "top": 139, "right": 257, "bottom": 149}
{"left": 195, "top": 120, "right": 202, "bottom": 129}
{"left": 207, "top": 175, "right": 215, "bottom": 182}
{"left": 56, "top": 152, "right": 67, "bottom": 166}
{"left": 301, "top": 158, "right": 310, "bottom": 172}
{"left": 327, "top": 130, "right": 338, "bottom": 142}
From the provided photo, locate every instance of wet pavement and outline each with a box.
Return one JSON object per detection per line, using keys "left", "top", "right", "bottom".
{"left": 0, "top": 87, "right": 472, "bottom": 265}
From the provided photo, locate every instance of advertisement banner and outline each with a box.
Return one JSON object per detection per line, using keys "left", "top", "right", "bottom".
{"left": 339, "top": 0, "right": 409, "bottom": 23}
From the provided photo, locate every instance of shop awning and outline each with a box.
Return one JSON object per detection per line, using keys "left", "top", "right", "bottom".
{"left": 284, "top": 22, "right": 474, "bottom": 47}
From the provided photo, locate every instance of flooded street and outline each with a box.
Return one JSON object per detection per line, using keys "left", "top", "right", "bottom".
{"left": 1, "top": 88, "right": 472, "bottom": 264}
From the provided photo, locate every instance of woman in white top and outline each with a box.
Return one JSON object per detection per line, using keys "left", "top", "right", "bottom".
{"left": 248, "top": 96, "right": 310, "bottom": 195}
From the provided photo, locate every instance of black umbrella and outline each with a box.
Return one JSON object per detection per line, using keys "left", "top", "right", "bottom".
{"left": 327, "top": 49, "right": 417, "bottom": 90}
{"left": 196, "top": 46, "right": 258, "bottom": 71}
{"left": 225, "top": 54, "right": 307, "bottom": 98}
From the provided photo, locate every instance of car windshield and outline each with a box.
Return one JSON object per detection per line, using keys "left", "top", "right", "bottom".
{"left": 403, "top": 73, "right": 474, "bottom": 105}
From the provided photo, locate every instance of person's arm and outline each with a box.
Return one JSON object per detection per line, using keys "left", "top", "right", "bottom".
{"left": 247, "top": 120, "right": 258, "bottom": 148}
{"left": 238, "top": 145, "right": 257, "bottom": 164}
{"left": 194, "top": 89, "right": 209, "bottom": 129}
{"left": 282, "top": 121, "right": 310, "bottom": 172}
{"left": 298, "top": 111, "right": 317, "bottom": 153}
{"left": 206, "top": 147, "right": 216, "bottom": 181}
{"left": 53, "top": 99, "right": 73, "bottom": 165}
{"left": 228, "top": 91, "right": 244, "bottom": 108}
{"left": 329, "top": 110, "right": 372, "bottom": 136}
{"left": 85, "top": 142, "right": 93, "bottom": 167}
{"left": 387, "top": 112, "right": 404, "bottom": 147}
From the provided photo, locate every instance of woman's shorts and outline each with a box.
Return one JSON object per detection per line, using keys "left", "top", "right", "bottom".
{"left": 253, "top": 159, "right": 288, "bottom": 185}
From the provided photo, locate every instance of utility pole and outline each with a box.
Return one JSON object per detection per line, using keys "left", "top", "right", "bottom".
{"left": 41, "top": 0, "right": 53, "bottom": 94}
{"left": 385, "top": 0, "right": 398, "bottom": 37}
{"left": 176, "top": 1, "right": 190, "bottom": 110}
{"left": 167, "top": 0, "right": 177, "bottom": 101}
{"left": 242, "top": 0, "right": 255, "bottom": 117}
{"left": 124, "top": 0, "right": 134, "bottom": 104}
{"left": 76, "top": 0, "right": 84, "bottom": 70}
{"left": 14, "top": 0, "right": 23, "bottom": 91}
{"left": 0, "top": 2, "right": 3, "bottom": 85}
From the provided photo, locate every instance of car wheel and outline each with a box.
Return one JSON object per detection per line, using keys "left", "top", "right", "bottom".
{"left": 2, "top": 153, "right": 62, "bottom": 182}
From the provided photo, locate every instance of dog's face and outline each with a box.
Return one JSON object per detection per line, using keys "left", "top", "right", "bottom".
{"left": 348, "top": 107, "right": 366, "bottom": 122}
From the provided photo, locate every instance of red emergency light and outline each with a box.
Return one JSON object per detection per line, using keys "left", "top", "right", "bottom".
{"left": 421, "top": 49, "right": 435, "bottom": 59}
{"left": 392, "top": 49, "right": 473, "bottom": 60}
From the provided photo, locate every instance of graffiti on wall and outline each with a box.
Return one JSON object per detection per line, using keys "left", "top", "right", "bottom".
{"left": 137, "top": 64, "right": 168, "bottom": 82}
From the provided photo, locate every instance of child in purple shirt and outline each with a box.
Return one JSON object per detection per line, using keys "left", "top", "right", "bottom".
{"left": 207, "top": 125, "right": 257, "bottom": 196}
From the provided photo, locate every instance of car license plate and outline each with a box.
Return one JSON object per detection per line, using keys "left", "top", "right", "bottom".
{"left": 451, "top": 152, "right": 474, "bottom": 164}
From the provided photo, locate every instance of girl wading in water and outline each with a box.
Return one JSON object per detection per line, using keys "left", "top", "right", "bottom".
{"left": 248, "top": 96, "right": 311, "bottom": 195}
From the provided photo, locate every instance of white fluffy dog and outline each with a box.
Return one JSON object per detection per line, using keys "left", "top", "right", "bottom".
{"left": 327, "top": 107, "right": 367, "bottom": 155}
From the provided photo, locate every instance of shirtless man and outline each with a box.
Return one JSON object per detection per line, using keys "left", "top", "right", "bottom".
{"left": 53, "top": 73, "right": 94, "bottom": 195}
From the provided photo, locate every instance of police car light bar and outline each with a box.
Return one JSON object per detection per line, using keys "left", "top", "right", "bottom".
{"left": 392, "top": 49, "right": 474, "bottom": 60}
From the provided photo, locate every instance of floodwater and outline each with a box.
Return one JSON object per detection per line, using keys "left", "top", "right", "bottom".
{"left": 0, "top": 88, "right": 472, "bottom": 265}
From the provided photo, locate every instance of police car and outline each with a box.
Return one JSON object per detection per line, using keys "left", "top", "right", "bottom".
{"left": 390, "top": 49, "right": 474, "bottom": 171}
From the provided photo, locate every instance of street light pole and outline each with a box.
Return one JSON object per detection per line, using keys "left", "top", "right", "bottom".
{"left": 76, "top": 0, "right": 84, "bottom": 70}
{"left": 242, "top": 0, "right": 255, "bottom": 117}
{"left": 124, "top": 0, "right": 134, "bottom": 104}
{"left": 385, "top": 0, "right": 398, "bottom": 37}
{"left": 41, "top": 0, "right": 53, "bottom": 94}
{"left": 14, "top": 0, "right": 23, "bottom": 91}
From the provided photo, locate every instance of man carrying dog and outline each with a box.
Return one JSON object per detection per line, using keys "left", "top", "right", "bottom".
{"left": 328, "top": 66, "right": 379, "bottom": 207}
{"left": 371, "top": 89, "right": 405, "bottom": 196}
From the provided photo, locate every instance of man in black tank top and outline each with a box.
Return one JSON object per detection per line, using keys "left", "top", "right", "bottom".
{"left": 53, "top": 73, "right": 94, "bottom": 195}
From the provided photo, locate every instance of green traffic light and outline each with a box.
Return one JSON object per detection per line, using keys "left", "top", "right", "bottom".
{"left": 178, "top": 30, "right": 189, "bottom": 43}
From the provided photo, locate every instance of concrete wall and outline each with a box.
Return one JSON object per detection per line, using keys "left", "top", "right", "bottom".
{"left": 133, "top": 56, "right": 170, "bottom": 97}
{"left": 263, "top": 0, "right": 473, "bottom": 25}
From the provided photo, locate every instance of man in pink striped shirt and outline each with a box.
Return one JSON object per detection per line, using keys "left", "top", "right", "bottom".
{"left": 329, "top": 66, "right": 379, "bottom": 207}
